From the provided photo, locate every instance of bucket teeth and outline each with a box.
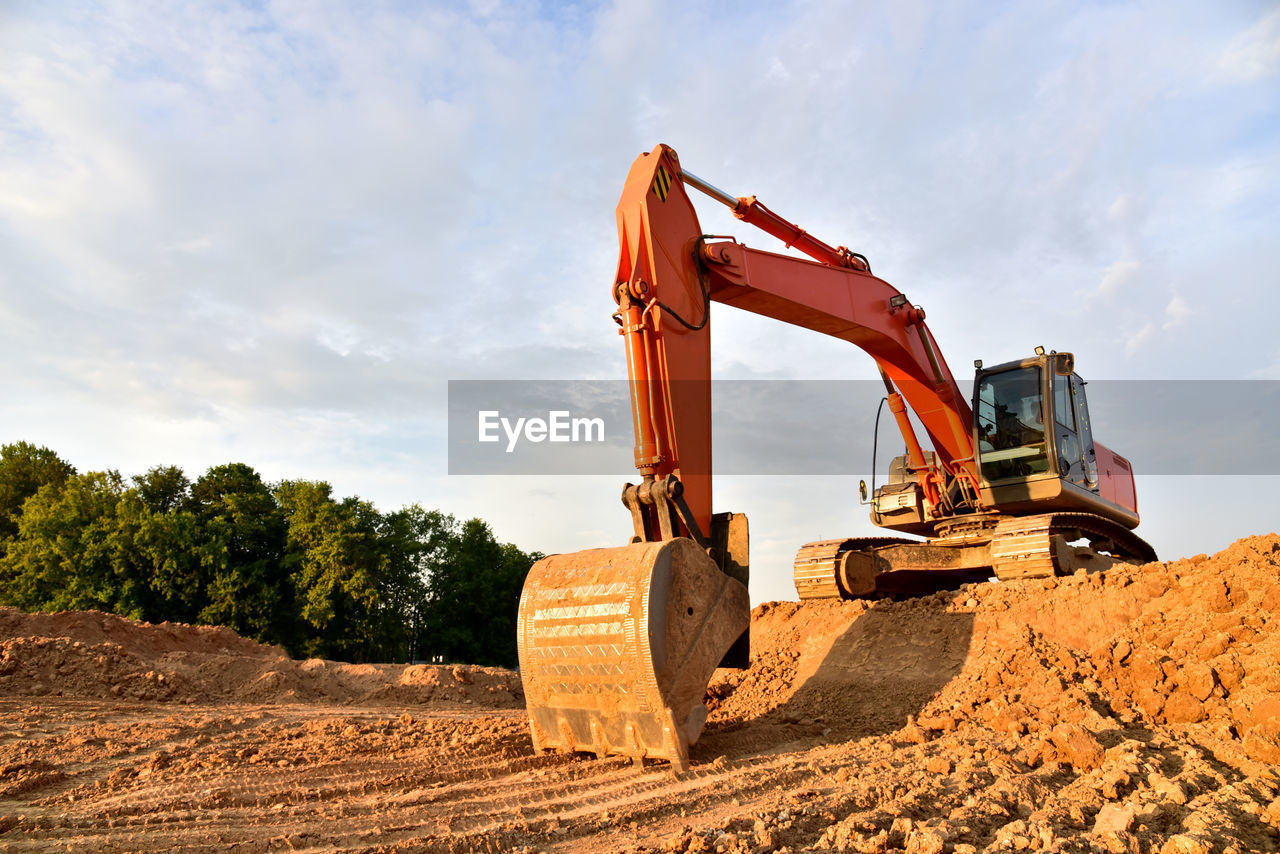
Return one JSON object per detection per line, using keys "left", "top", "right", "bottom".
{"left": 517, "top": 538, "right": 749, "bottom": 771}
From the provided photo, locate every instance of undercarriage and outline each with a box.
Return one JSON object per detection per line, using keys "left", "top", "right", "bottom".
{"left": 793, "top": 512, "right": 1158, "bottom": 600}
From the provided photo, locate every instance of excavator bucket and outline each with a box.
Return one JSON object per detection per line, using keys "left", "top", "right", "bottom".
{"left": 516, "top": 538, "right": 750, "bottom": 772}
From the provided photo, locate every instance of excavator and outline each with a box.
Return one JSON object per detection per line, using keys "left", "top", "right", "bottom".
{"left": 515, "top": 144, "right": 1156, "bottom": 772}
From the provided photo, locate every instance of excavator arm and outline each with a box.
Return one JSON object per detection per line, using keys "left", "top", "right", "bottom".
{"left": 613, "top": 144, "right": 981, "bottom": 532}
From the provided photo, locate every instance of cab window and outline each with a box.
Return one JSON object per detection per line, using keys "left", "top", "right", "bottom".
{"left": 976, "top": 366, "right": 1049, "bottom": 481}
{"left": 1054, "top": 374, "right": 1076, "bottom": 430}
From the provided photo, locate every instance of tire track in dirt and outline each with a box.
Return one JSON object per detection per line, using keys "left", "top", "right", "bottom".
{"left": 0, "top": 702, "right": 557, "bottom": 852}
{"left": 0, "top": 698, "right": 831, "bottom": 853}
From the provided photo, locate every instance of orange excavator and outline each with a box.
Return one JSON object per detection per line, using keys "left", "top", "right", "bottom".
{"left": 516, "top": 144, "right": 1156, "bottom": 771}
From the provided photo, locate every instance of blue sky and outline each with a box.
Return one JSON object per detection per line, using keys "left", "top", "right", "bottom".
{"left": 2, "top": 0, "right": 1277, "bottom": 602}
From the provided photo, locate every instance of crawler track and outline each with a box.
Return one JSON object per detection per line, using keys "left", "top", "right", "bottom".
{"left": 794, "top": 513, "right": 1158, "bottom": 599}
{"left": 990, "top": 512, "right": 1159, "bottom": 580}
{"left": 793, "top": 538, "right": 917, "bottom": 600}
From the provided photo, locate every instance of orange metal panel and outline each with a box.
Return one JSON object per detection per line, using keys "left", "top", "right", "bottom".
{"left": 614, "top": 146, "right": 713, "bottom": 536}
{"left": 704, "top": 242, "right": 975, "bottom": 474}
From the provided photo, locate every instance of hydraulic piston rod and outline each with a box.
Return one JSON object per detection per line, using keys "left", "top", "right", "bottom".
{"left": 680, "top": 168, "right": 870, "bottom": 272}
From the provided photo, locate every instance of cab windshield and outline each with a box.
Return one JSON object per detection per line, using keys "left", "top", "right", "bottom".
{"left": 976, "top": 366, "right": 1049, "bottom": 481}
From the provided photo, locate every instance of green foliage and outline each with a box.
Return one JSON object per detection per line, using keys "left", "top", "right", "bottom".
{"left": 376, "top": 505, "right": 447, "bottom": 662}
{"left": 132, "top": 495, "right": 209, "bottom": 623}
{"left": 0, "top": 443, "right": 540, "bottom": 666}
{"left": 134, "top": 465, "right": 192, "bottom": 514}
{"left": 0, "top": 471, "right": 148, "bottom": 618}
{"left": 0, "top": 441, "right": 75, "bottom": 547}
{"left": 418, "top": 515, "right": 542, "bottom": 667}
{"left": 276, "top": 479, "right": 388, "bottom": 661}
{"left": 189, "top": 463, "right": 295, "bottom": 648}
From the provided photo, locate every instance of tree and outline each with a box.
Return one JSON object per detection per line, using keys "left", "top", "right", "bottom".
{"left": 130, "top": 492, "right": 210, "bottom": 624}
{"left": 133, "top": 465, "right": 192, "bottom": 514}
{"left": 190, "top": 463, "right": 293, "bottom": 647}
{"left": 418, "top": 516, "right": 540, "bottom": 667}
{"left": 0, "top": 445, "right": 544, "bottom": 668}
{"left": 0, "top": 471, "right": 153, "bottom": 618}
{"left": 375, "top": 505, "right": 438, "bottom": 661}
{"left": 276, "top": 479, "right": 386, "bottom": 660}
{"left": 0, "top": 442, "right": 75, "bottom": 547}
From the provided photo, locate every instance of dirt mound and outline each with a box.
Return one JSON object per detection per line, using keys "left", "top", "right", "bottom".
{"left": 709, "top": 534, "right": 1280, "bottom": 758}
{"left": 916, "top": 534, "right": 1280, "bottom": 765}
{"left": 0, "top": 607, "right": 521, "bottom": 708}
{"left": 0, "top": 607, "right": 282, "bottom": 658}
{"left": 707, "top": 592, "right": 975, "bottom": 739}
{"left": 692, "top": 533, "right": 1280, "bottom": 854}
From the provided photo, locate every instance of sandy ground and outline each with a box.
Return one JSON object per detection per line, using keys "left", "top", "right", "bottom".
{"left": 2, "top": 535, "right": 1279, "bottom": 853}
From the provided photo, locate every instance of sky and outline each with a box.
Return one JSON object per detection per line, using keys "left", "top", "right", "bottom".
{"left": 2, "top": 0, "right": 1278, "bottom": 603}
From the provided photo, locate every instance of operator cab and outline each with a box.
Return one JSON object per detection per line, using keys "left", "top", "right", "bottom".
{"left": 974, "top": 351, "right": 1095, "bottom": 489}
{"left": 971, "top": 350, "right": 1138, "bottom": 526}
{"left": 869, "top": 348, "right": 1138, "bottom": 536}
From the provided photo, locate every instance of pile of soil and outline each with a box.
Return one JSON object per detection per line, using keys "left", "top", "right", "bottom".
{"left": 706, "top": 594, "right": 972, "bottom": 738}
{"left": 694, "top": 533, "right": 1280, "bottom": 854}
{"left": 919, "top": 536, "right": 1280, "bottom": 762}
{"left": 709, "top": 535, "right": 1280, "bottom": 755}
{"left": 0, "top": 608, "right": 522, "bottom": 708}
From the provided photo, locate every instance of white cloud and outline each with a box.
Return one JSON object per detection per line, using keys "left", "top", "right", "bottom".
{"left": 1106, "top": 193, "right": 1133, "bottom": 222}
{"left": 1122, "top": 293, "right": 1193, "bottom": 356}
{"left": 1163, "top": 294, "right": 1191, "bottom": 330}
{"left": 170, "top": 236, "right": 214, "bottom": 253}
{"left": 1212, "top": 7, "right": 1280, "bottom": 85}
{"left": 1095, "top": 259, "right": 1141, "bottom": 300}
{"left": 1124, "top": 321, "right": 1155, "bottom": 357}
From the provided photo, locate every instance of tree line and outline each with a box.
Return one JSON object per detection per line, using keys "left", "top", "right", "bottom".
{"left": 0, "top": 441, "right": 541, "bottom": 666}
